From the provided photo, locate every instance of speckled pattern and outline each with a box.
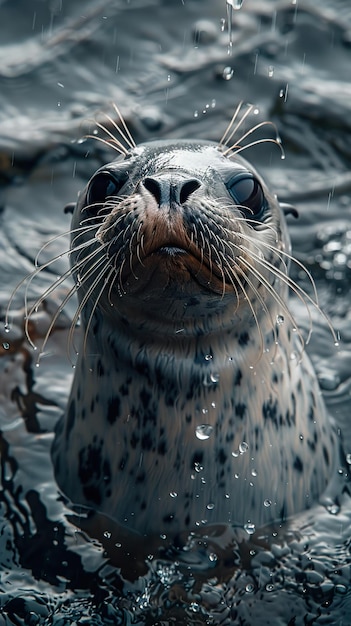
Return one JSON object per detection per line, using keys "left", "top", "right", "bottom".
{"left": 52, "top": 140, "right": 341, "bottom": 536}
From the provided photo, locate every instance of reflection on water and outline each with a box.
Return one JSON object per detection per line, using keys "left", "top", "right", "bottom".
{"left": 0, "top": 0, "right": 351, "bottom": 623}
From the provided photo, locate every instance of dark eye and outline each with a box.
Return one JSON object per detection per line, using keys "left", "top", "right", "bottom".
{"left": 87, "top": 172, "right": 126, "bottom": 206}
{"left": 226, "top": 175, "right": 265, "bottom": 220}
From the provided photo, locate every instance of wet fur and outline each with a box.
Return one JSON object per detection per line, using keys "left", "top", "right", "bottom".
{"left": 8, "top": 105, "right": 341, "bottom": 536}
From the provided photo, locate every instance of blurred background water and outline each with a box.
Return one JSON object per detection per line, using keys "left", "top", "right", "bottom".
{"left": 0, "top": 0, "right": 351, "bottom": 624}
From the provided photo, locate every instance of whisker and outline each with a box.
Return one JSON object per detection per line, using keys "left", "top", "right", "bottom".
{"left": 226, "top": 138, "right": 286, "bottom": 160}
{"left": 240, "top": 242, "right": 313, "bottom": 342}
{"left": 34, "top": 282, "right": 80, "bottom": 363}
{"left": 219, "top": 251, "right": 264, "bottom": 359}
{"left": 239, "top": 254, "right": 305, "bottom": 351}
{"left": 84, "top": 134, "right": 127, "bottom": 157}
{"left": 112, "top": 103, "right": 136, "bottom": 149}
{"left": 68, "top": 254, "right": 109, "bottom": 359}
{"left": 94, "top": 120, "right": 130, "bottom": 157}
{"left": 220, "top": 102, "right": 256, "bottom": 149}
{"left": 34, "top": 224, "right": 96, "bottom": 267}
{"left": 82, "top": 267, "right": 115, "bottom": 357}
{"left": 25, "top": 242, "right": 108, "bottom": 347}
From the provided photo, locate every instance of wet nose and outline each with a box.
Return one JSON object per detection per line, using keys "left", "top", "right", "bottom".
{"left": 143, "top": 175, "right": 201, "bottom": 206}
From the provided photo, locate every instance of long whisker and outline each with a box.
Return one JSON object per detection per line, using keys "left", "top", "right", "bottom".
{"left": 227, "top": 138, "right": 286, "bottom": 160}
{"left": 219, "top": 251, "right": 265, "bottom": 359}
{"left": 33, "top": 282, "right": 79, "bottom": 363}
{"left": 112, "top": 103, "right": 136, "bottom": 149}
{"left": 218, "top": 101, "right": 245, "bottom": 146}
{"left": 84, "top": 134, "right": 127, "bottom": 156}
{"left": 240, "top": 242, "right": 313, "bottom": 343}
{"left": 239, "top": 254, "right": 305, "bottom": 352}
{"left": 82, "top": 266, "right": 115, "bottom": 356}
{"left": 68, "top": 254, "right": 109, "bottom": 360}
{"left": 34, "top": 224, "right": 98, "bottom": 267}
{"left": 94, "top": 121, "right": 130, "bottom": 157}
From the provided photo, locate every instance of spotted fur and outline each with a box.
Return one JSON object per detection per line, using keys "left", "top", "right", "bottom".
{"left": 51, "top": 140, "right": 340, "bottom": 535}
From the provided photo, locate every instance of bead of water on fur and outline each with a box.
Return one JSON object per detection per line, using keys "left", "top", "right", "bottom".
{"left": 196, "top": 424, "right": 214, "bottom": 440}
{"left": 239, "top": 441, "right": 249, "bottom": 454}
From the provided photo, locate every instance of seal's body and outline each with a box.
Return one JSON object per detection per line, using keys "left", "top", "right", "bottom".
{"left": 52, "top": 140, "right": 338, "bottom": 535}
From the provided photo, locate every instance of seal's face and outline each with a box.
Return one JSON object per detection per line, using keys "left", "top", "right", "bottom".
{"left": 71, "top": 140, "right": 288, "bottom": 333}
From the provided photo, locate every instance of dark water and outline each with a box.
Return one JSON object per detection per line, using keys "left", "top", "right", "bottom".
{"left": 0, "top": 0, "right": 351, "bottom": 624}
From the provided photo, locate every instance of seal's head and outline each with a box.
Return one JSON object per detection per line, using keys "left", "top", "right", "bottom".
{"left": 70, "top": 140, "right": 289, "bottom": 339}
{"left": 51, "top": 137, "right": 340, "bottom": 537}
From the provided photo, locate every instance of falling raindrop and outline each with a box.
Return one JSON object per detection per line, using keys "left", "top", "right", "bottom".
{"left": 222, "top": 66, "right": 234, "bottom": 80}
{"left": 244, "top": 521, "right": 256, "bottom": 535}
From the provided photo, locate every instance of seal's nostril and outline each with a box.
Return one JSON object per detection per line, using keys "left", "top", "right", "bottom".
{"left": 143, "top": 177, "right": 162, "bottom": 205}
{"left": 179, "top": 179, "right": 201, "bottom": 205}
{"left": 143, "top": 176, "right": 201, "bottom": 207}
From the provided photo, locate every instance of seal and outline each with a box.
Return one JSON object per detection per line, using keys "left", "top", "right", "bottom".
{"left": 50, "top": 133, "right": 341, "bottom": 536}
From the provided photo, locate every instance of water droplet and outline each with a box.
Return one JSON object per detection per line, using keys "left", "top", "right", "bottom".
{"left": 160, "top": 534, "right": 167, "bottom": 540}
{"left": 195, "top": 424, "right": 214, "bottom": 440}
{"left": 234, "top": 473, "right": 239, "bottom": 479}
{"left": 220, "top": 18, "right": 226, "bottom": 32}
{"left": 245, "top": 583, "right": 254, "bottom": 593}
{"left": 222, "top": 66, "right": 234, "bottom": 81}
{"left": 244, "top": 522, "right": 256, "bottom": 535}
{"left": 103, "top": 531, "right": 111, "bottom": 539}
{"left": 194, "top": 462, "right": 203, "bottom": 473}
{"left": 210, "top": 372, "right": 220, "bottom": 383}
{"left": 264, "top": 499, "right": 272, "bottom": 507}
{"left": 115, "top": 542, "right": 122, "bottom": 548}
{"left": 4, "top": 324, "right": 10, "bottom": 333}
{"left": 170, "top": 491, "right": 178, "bottom": 498}
{"left": 299, "top": 434, "right": 304, "bottom": 441}
{"left": 239, "top": 441, "right": 249, "bottom": 454}
{"left": 209, "top": 552, "right": 218, "bottom": 562}
{"left": 268, "top": 65, "right": 274, "bottom": 77}
{"left": 227, "top": 0, "right": 244, "bottom": 8}
{"left": 327, "top": 503, "right": 340, "bottom": 515}
{"left": 193, "top": 110, "right": 199, "bottom": 118}
{"left": 2, "top": 342, "right": 10, "bottom": 350}
{"left": 211, "top": 402, "right": 216, "bottom": 408}
{"left": 251, "top": 469, "right": 257, "bottom": 477}
{"left": 266, "top": 583, "right": 274, "bottom": 592}
{"left": 346, "top": 453, "right": 351, "bottom": 464}
{"left": 206, "top": 502, "right": 215, "bottom": 510}
{"left": 225, "top": 493, "right": 230, "bottom": 499}
{"left": 276, "top": 314, "right": 284, "bottom": 325}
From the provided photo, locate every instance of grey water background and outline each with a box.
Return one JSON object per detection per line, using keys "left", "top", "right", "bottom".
{"left": 0, "top": 0, "right": 351, "bottom": 624}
